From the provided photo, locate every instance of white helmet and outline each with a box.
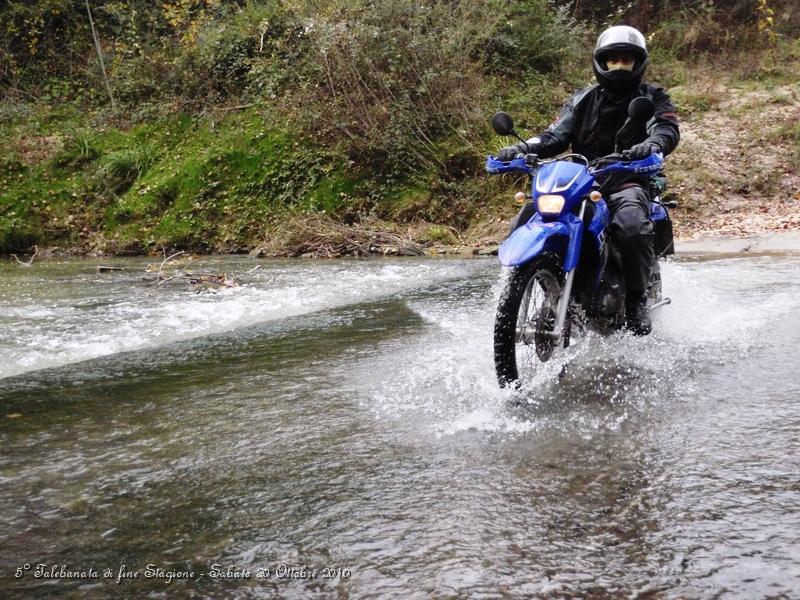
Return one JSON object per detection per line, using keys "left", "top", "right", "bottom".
{"left": 592, "top": 25, "right": 648, "bottom": 94}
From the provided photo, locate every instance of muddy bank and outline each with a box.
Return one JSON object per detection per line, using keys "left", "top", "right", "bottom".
{"left": 667, "top": 80, "right": 800, "bottom": 240}
{"left": 676, "top": 230, "right": 800, "bottom": 254}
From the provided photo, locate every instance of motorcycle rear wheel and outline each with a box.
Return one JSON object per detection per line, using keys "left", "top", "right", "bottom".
{"left": 494, "top": 254, "right": 563, "bottom": 387}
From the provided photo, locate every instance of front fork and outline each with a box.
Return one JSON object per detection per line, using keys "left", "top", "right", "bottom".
{"left": 547, "top": 199, "right": 587, "bottom": 340}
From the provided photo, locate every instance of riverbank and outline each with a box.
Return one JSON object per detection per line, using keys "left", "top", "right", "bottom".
{"left": 13, "top": 227, "right": 800, "bottom": 265}
{"left": 4, "top": 53, "right": 799, "bottom": 260}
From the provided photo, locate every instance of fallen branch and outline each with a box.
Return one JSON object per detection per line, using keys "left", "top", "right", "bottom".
{"left": 261, "top": 214, "right": 426, "bottom": 258}
{"left": 156, "top": 249, "right": 185, "bottom": 277}
{"left": 144, "top": 268, "right": 237, "bottom": 290}
{"left": 10, "top": 245, "right": 38, "bottom": 267}
{"left": 85, "top": 0, "right": 116, "bottom": 110}
{"left": 216, "top": 103, "right": 256, "bottom": 112}
{"left": 142, "top": 251, "right": 258, "bottom": 291}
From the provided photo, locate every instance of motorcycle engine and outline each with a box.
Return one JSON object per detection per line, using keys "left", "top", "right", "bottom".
{"left": 596, "top": 281, "right": 622, "bottom": 315}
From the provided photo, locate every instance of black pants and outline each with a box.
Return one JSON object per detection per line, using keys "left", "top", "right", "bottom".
{"left": 606, "top": 185, "right": 654, "bottom": 298}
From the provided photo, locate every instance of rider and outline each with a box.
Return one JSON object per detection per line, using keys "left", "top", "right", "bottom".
{"left": 496, "top": 25, "right": 680, "bottom": 335}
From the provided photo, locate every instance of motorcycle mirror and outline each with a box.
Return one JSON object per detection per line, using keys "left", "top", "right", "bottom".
{"left": 628, "top": 97, "right": 655, "bottom": 122}
{"left": 491, "top": 112, "right": 515, "bottom": 136}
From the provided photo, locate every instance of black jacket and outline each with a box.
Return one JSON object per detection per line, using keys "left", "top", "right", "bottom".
{"left": 528, "top": 83, "right": 680, "bottom": 162}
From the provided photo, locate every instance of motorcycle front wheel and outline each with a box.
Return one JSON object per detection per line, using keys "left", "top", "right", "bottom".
{"left": 494, "top": 253, "right": 564, "bottom": 387}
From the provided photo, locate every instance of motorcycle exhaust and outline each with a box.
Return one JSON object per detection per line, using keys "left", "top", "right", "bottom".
{"left": 648, "top": 298, "right": 672, "bottom": 311}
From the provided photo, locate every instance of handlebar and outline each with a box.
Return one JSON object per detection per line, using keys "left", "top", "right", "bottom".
{"left": 486, "top": 151, "right": 663, "bottom": 176}
{"left": 589, "top": 153, "right": 626, "bottom": 168}
{"left": 495, "top": 152, "right": 630, "bottom": 167}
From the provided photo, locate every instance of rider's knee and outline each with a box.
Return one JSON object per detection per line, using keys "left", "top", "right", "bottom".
{"left": 612, "top": 206, "right": 653, "bottom": 241}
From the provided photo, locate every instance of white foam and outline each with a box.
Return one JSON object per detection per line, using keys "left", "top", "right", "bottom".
{"left": 1, "top": 260, "right": 480, "bottom": 379}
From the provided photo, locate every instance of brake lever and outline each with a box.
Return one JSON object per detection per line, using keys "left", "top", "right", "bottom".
{"left": 591, "top": 156, "right": 619, "bottom": 169}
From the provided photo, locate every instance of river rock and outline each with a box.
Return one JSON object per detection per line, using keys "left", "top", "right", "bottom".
{"left": 477, "top": 245, "right": 499, "bottom": 256}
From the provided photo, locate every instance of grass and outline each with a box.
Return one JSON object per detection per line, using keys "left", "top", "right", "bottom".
{"left": 668, "top": 84, "right": 725, "bottom": 117}
{"left": 423, "top": 224, "right": 460, "bottom": 245}
{"left": 0, "top": 105, "right": 361, "bottom": 253}
{"left": 99, "top": 144, "right": 158, "bottom": 184}
{"left": 769, "top": 121, "right": 800, "bottom": 159}
{"left": 1, "top": 102, "right": 486, "bottom": 254}
{"left": 0, "top": 74, "right": 571, "bottom": 255}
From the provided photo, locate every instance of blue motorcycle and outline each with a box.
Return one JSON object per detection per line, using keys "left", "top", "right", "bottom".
{"left": 487, "top": 98, "right": 675, "bottom": 386}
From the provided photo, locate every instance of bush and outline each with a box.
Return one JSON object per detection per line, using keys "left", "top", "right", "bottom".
{"left": 282, "top": 0, "right": 585, "bottom": 177}
{"left": 169, "top": 2, "right": 282, "bottom": 102}
{"left": 648, "top": 1, "right": 753, "bottom": 58}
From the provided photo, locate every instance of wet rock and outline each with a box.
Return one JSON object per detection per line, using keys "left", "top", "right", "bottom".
{"left": 397, "top": 245, "right": 425, "bottom": 256}
{"left": 451, "top": 246, "right": 477, "bottom": 257}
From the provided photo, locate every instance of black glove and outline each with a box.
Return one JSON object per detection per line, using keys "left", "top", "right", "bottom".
{"left": 626, "top": 142, "right": 660, "bottom": 161}
{"left": 496, "top": 143, "right": 527, "bottom": 161}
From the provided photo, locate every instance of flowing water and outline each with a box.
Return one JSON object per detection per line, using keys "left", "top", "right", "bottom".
{"left": 1, "top": 253, "right": 799, "bottom": 599}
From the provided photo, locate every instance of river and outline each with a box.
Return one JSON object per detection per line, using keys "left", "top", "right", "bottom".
{"left": 2, "top": 253, "right": 799, "bottom": 598}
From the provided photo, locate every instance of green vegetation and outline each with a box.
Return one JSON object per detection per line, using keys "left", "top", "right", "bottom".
{"left": 0, "top": 106, "right": 356, "bottom": 252}
{"left": 0, "top": 0, "right": 796, "bottom": 254}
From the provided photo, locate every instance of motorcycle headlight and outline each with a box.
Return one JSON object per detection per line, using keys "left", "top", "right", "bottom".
{"left": 537, "top": 194, "right": 565, "bottom": 215}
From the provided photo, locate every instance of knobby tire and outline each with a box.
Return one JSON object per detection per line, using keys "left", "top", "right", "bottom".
{"left": 494, "top": 253, "right": 563, "bottom": 387}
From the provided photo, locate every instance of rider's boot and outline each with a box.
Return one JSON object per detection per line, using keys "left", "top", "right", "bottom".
{"left": 625, "top": 295, "right": 652, "bottom": 336}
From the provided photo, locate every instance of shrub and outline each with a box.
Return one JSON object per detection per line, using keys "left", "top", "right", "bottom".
{"left": 172, "top": 6, "right": 255, "bottom": 100}
{"left": 283, "top": 0, "right": 585, "bottom": 177}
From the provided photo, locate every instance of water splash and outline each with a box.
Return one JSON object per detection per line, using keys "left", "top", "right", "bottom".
{"left": 364, "top": 255, "right": 800, "bottom": 438}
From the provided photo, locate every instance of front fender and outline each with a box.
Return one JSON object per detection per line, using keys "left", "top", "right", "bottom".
{"left": 498, "top": 219, "right": 569, "bottom": 267}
